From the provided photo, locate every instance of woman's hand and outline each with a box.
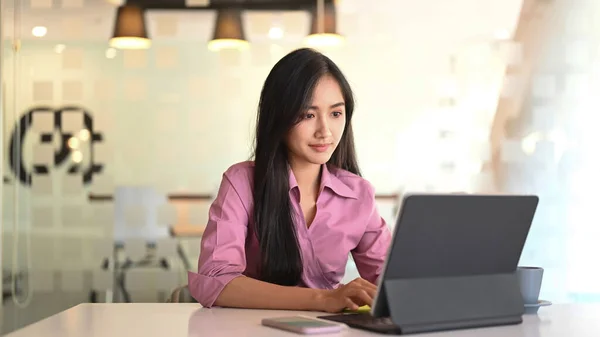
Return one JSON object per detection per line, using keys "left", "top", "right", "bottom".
{"left": 316, "top": 278, "right": 378, "bottom": 313}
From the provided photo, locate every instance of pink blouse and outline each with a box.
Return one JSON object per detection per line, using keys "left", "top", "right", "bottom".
{"left": 187, "top": 161, "right": 392, "bottom": 307}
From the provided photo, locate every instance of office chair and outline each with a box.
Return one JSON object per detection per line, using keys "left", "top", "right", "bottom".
{"left": 167, "top": 285, "right": 196, "bottom": 303}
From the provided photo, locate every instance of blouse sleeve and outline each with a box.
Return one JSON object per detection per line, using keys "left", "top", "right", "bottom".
{"left": 187, "top": 174, "right": 250, "bottom": 307}
{"left": 351, "top": 185, "right": 392, "bottom": 284}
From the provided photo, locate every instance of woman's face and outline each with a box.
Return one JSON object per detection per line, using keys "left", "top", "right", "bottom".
{"left": 286, "top": 75, "right": 346, "bottom": 168}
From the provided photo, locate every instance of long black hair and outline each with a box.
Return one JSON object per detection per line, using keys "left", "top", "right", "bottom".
{"left": 252, "top": 48, "right": 361, "bottom": 286}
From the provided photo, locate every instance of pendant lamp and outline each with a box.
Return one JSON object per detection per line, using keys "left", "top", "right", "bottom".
{"left": 109, "top": 4, "right": 151, "bottom": 50}
{"left": 208, "top": 9, "right": 249, "bottom": 51}
{"left": 305, "top": 0, "right": 344, "bottom": 47}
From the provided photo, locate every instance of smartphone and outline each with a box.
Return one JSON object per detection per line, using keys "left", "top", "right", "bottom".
{"left": 261, "top": 315, "right": 345, "bottom": 335}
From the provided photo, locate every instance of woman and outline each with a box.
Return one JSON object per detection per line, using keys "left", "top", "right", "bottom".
{"left": 187, "top": 48, "right": 392, "bottom": 313}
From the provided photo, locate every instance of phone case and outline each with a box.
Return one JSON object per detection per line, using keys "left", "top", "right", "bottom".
{"left": 262, "top": 316, "right": 344, "bottom": 335}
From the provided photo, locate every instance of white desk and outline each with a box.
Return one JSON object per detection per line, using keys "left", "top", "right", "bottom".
{"left": 5, "top": 303, "right": 600, "bottom": 337}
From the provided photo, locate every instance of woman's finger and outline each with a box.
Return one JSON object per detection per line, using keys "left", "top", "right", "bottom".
{"left": 345, "top": 297, "right": 360, "bottom": 311}
{"left": 363, "top": 286, "right": 377, "bottom": 299}
{"left": 350, "top": 289, "right": 373, "bottom": 307}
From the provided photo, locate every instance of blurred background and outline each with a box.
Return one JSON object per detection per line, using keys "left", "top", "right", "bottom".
{"left": 1, "top": 0, "right": 599, "bottom": 333}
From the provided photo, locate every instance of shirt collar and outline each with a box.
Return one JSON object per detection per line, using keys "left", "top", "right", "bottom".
{"left": 288, "top": 164, "right": 358, "bottom": 199}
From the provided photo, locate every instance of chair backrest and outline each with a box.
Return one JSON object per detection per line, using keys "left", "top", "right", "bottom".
{"left": 167, "top": 285, "right": 195, "bottom": 303}
{"left": 113, "top": 186, "right": 169, "bottom": 244}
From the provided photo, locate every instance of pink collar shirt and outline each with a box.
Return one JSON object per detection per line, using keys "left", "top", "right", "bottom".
{"left": 187, "top": 161, "right": 392, "bottom": 307}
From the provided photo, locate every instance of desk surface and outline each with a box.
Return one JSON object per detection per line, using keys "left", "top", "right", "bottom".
{"left": 6, "top": 303, "right": 600, "bottom": 337}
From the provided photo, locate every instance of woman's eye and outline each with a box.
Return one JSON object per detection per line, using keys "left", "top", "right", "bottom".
{"left": 304, "top": 113, "right": 315, "bottom": 119}
{"left": 332, "top": 111, "right": 343, "bottom": 117}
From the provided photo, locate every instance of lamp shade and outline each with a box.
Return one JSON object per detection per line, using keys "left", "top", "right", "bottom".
{"left": 208, "top": 9, "right": 249, "bottom": 51}
{"left": 305, "top": 2, "right": 344, "bottom": 47}
{"left": 109, "top": 4, "right": 151, "bottom": 49}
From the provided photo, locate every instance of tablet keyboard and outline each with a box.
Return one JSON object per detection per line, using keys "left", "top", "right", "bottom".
{"left": 317, "top": 313, "right": 401, "bottom": 334}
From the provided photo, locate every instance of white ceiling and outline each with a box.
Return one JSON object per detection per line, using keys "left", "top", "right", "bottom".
{"left": 2, "top": 0, "right": 524, "bottom": 47}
